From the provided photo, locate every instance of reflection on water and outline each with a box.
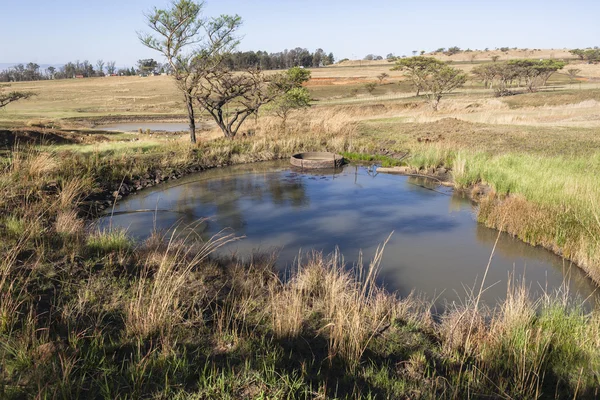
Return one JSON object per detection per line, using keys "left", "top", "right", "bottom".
{"left": 98, "top": 161, "right": 598, "bottom": 309}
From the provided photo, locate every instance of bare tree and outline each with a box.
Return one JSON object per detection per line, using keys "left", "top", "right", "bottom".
{"left": 194, "top": 67, "right": 278, "bottom": 138}
{"left": 96, "top": 60, "right": 105, "bottom": 76}
{"left": 106, "top": 61, "right": 117, "bottom": 75}
{"left": 139, "top": 0, "right": 241, "bottom": 143}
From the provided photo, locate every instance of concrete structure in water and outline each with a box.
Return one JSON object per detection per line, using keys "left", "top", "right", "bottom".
{"left": 290, "top": 152, "right": 344, "bottom": 169}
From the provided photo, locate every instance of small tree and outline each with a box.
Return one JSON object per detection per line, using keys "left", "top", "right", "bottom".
{"left": 137, "top": 59, "right": 158, "bottom": 74}
{"left": 268, "top": 87, "right": 311, "bottom": 131}
{"left": 420, "top": 64, "right": 467, "bottom": 110}
{"left": 267, "top": 66, "right": 312, "bottom": 130}
{"left": 472, "top": 62, "right": 519, "bottom": 96}
{"left": 377, "top": 72, "right": 389, "bottom": 85}
{"left": 570, "top": 49, "right": 585, "bottom": 60}
{"left": 391, "top": 56, "right": 445, "bottom": 96}
{"left": 364, "top": 82, "right": 377, "bottom": 94}
{"left": 491, "top": 55, "right": 500, "bottom": 63}
{"left": 445, "top": 46, "right": 461, "bottom": 56}
{"left": 96, "top": 60, "right": 105, "bottom": 76}
{"left": 139, "top": 0, "right": 242, "bottom": 143}
{"left": 567, "top": 68, "right": 581, "bottom": 84}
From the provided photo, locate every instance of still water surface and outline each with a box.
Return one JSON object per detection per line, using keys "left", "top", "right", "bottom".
{"left": 101, "top": 122, "right": 195, "bottom": 132}
{"left": 98, "top": 162, "right": 598, "bottom": 308}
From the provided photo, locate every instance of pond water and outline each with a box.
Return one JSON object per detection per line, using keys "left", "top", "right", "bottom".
{"left": 97, "top": 162, "right": 598, "bottom": 309}
{"left": 101, "top": 122, "right": 201, "bottom": 132}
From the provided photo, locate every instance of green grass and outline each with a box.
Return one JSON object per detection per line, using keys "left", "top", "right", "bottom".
{"left": 86, "top": 229, "right": 133, "bottom": 255}
{"left": 2, "top": 74, "right": 600, "bottom": 399}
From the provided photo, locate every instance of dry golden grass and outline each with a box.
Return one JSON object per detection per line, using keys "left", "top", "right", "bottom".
{"left": 2, "top": 57, "right": 598, "bottom": 128}
{"left": 54, "top": 210, "right": 84, "bottom": 236}
{"left": 126, "top": 230, "right": 237, "bottom": 339}
{"left": 269, "top": 236, "right": 394, "bottom": 370}
{"left": 2, "top": 75, "right": 182, "bottom": 122}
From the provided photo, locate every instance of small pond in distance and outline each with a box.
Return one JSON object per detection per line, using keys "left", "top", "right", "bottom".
{"left": 101, "top": 122, "right": 199, "bottom": 132}
{"left": 97, "top": 162, "right": 598, "bottom": 309}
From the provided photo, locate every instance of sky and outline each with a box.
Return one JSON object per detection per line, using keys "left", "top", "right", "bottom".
{"left": 1, "top": 0, "right": 599, "bottom": 67}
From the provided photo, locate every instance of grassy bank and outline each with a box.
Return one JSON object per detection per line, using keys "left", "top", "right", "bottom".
{"left": 2, "top": 65, "right": 600, "bottom": 397}
{"left": 1, "top": 124, "right": 600, "bottom": 398}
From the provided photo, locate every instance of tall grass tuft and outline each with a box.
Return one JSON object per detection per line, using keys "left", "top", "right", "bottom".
{"left": 86, "top": 228, "right": 133, "bottom": 256}
{"left": 270, "top": 235, "right": 394, "bottom": 370}
{"left": 126, "top": 230, "right": 238, "bottom": 339}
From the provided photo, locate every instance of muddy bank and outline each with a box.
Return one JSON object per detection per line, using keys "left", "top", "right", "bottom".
{"left": 0, "top": 128, "right": 111, "bottom": 149}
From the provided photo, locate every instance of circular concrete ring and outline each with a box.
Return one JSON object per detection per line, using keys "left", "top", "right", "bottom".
{"left": 290, "top": 152, "right": 344, "bottom": 169}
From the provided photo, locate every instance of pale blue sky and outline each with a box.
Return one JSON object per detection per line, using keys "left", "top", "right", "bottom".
{"left": 1, "top": 0, "right": 598, "bottom": 66}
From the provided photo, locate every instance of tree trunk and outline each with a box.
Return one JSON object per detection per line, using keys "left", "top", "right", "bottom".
{"left": 431, "top": 96, "right": 441, "bottom": 111}
{"left": 185, "top": 95, "right": 196, "bottom": 144}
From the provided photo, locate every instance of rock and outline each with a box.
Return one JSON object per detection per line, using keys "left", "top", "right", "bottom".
{"left": 376, "top": 166, "right": 409, "bottom": 174}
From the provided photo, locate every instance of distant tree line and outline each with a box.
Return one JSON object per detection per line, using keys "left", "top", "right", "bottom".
{"left": 221, "top": 48, "right": 335, "bottom": 70}
{"left": 0, "top": 47, "right": 335, "bottom": 83}
{"left": 0, "top": 60, "right": 121, "bottom": 82}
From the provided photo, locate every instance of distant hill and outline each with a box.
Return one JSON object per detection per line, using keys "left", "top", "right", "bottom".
{"left": 334, "top": 49, "right": 577, "bottom": 67}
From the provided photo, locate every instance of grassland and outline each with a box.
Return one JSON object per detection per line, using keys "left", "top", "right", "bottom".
{"left": 1, "top": 55, "right": 600, "bottom": 398}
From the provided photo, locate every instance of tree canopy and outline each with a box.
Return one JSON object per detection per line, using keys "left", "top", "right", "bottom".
{"left": 267, "top": 67, "right": 312, "bottom": 129}
{"left": 391, "top": 56, "right": 446, "bottom": 96}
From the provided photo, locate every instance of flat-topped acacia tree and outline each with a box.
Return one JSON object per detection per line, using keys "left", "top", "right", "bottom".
{"left": 391, "top": 56, "right": 445, "bottom": 96}
{"left": 0, "top": 88, "right": 34, "bottom": 109}
{"left": 392, "top": 57, "right": 466, "bottom": 110}
{"left": 139, "top": 0, "right": 241, "bottom": 143}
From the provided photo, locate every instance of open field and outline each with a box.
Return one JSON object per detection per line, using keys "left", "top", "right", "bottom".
{"left": 2, "top": 54, "right": 599, "bottom": 124}
{"left": 2, "top": 58, "right": 600, "bottom": 398}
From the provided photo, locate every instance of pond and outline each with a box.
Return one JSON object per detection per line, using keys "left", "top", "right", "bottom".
{"left": 100, "top": 122, "right": 204, "bottom": 132}
{"left": 97, "top": 162, "right": 598, "bottom": 309}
